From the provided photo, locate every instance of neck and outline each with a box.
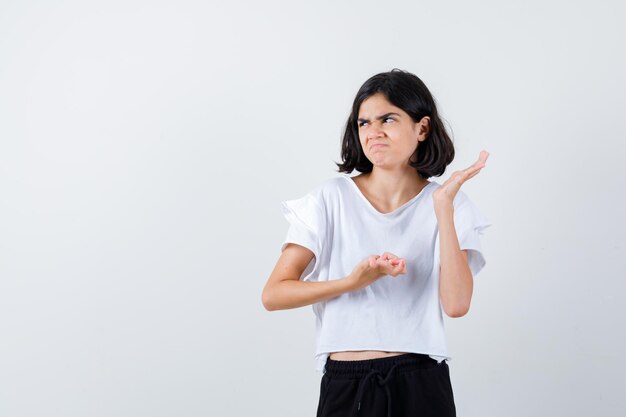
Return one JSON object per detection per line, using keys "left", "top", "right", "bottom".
{"left": 362, "top": 168, "right": 429, "bottom": 203}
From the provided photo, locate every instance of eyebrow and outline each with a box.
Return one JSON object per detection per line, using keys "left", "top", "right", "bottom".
{"left": 357, "top": 112, "right": 401, "bottom": 123}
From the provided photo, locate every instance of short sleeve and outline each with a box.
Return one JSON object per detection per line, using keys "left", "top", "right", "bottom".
{"left": 452, "top": 191, "right": 493, "bottom": 277}
{"left": 280, "top": 193, "right": 327, "bottom": 282}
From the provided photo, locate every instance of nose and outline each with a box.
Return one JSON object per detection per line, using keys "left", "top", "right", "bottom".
{"left": 366, "top": 123, "right": 385, "bottom": 141}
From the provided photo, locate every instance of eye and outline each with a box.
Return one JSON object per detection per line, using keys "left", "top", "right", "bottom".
{"left": 358, "top": 117, "right": 394, "bottom": 127}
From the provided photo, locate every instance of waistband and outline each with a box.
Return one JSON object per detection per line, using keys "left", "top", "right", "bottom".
{"left": 324, "top": 352, "right": 442, "bottom": 378}
{"left": 324, "top": 353, "right": 444, "bottom": 417}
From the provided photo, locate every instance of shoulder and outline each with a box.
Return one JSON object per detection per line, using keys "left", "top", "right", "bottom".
{"left": 450, "top": 188, "right": 491, "bottom": 228}
{"left": 308, "top": 175, "right": 349, "bottom": 203}
{"left": 453, "top": 188, "right": 472, "bottom": 207}
{"left": 319, "top": 175, "right": 348, "bottom": 190}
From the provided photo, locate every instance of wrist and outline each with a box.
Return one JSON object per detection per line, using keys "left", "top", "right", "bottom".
{"left": 434, "top": 202, "right": 454, "bottom": 218}
{"left": 343, "top": 273, "right": 357, "bottom": 291}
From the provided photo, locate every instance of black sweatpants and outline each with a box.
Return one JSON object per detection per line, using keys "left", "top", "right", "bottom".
{"left": 316, "top": 353, "right": 456, "bottom": 417}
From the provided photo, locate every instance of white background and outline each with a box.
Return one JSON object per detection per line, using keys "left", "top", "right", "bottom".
{"left": 1, "top": 1, "right": 624, "bottom": 416}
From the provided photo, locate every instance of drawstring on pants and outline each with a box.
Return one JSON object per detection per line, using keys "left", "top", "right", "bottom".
{"left": 351, "top": 361, "right": 402, "bottom": 417}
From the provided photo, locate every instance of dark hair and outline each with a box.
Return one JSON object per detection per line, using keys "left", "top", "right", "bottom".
{"left": 334, "top": 69, "right": 455, "bottom": 179}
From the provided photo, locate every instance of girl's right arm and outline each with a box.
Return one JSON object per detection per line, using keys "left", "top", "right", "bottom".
{"left": 261, "top": 243, "right": 355, "bottom": 311}
{"left": 261, "top": 244, "right": 406, "bottom": 311}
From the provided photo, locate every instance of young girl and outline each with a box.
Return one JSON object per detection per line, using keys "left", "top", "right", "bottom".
{"left": 262, "top": 69, "right": 492, "bottom": 417}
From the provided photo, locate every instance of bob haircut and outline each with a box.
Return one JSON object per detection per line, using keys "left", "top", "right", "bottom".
{"left": 335, "top": 68, "right": 455, "bottom": 179}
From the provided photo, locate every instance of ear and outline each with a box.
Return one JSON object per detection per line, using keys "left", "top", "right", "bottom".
{"left": 417, "top": 116, "right": 431, "bottom": 141}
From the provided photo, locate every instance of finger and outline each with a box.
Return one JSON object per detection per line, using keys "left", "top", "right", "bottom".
{"left": 381, "top": 252, "right": 399, "bottom": 261}
{"left": 467, "top": 159, "right": 486, "bottom": 177}
{"left": 453, "top": 167, "right": 479, "bottom": 188}
{"left": 465, "top": 168, "right": 482, "bottom": 181}
{"left": 465, "top": 151, "right": 488, "bottom": 171}
{"left": 464, "top": 152, "right": 488, "bottom": 174}
{"left": 390, "top": 257, "right": 403, "bottom": 265}
{"left": 462, "top": 163, "right": 481, "bottom": 178}
{"left": 380, "top": 258, "right": 395, "bottom": 274}
{"left": 391, "top": 259, "right": 405, "bottom": 273}
{"left": 461, "top": 167, "right": 482, "bottom": 183}
{"left": 376, "top": 257, "right": 388, "bottom": 267}
{"left": 381, "top": 258, "right": 393, "bottom": 271}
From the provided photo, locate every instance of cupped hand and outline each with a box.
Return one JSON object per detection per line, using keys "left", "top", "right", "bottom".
{"left": 347, "top": 252, "right": 407, "bottom": 292}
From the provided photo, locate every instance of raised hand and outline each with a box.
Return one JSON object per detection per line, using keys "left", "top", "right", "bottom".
{"left": 432, "top": 150, "right": 489, "bottom": 211}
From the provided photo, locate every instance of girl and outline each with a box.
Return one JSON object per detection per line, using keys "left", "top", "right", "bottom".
{"left": 262, "top": 69, "right": 492, "bottom": 417}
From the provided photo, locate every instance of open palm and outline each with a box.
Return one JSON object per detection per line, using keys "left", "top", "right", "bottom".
{"left": 432, "top": 150, "right": 489, "bottom": 210}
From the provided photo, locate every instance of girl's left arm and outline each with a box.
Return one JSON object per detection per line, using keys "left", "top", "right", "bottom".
{"left": 436, "top": 206, "right": 473, "bottom": 318}
{"left": 431, "top": 150, "right": 489, "bottom": 318}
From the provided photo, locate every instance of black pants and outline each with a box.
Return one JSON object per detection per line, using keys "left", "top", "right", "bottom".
{"left": 316, "top": 353, "right": 456, "bottom": 417}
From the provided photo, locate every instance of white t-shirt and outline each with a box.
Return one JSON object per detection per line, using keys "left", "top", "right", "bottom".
{"left": 280, "top": 174, "right": 492, "bottom": 374}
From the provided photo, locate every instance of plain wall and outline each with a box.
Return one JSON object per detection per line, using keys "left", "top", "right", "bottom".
{"left": 0, "top": 0, "right": 624, "bottom": 416}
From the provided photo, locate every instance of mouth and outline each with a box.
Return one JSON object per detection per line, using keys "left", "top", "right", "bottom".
{"left": 370, "top": 144, "right": 387, "bottom": 150}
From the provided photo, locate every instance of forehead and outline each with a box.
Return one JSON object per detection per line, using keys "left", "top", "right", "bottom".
{"left": 358, "top": 93, "right": 403, "bottom": 116}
